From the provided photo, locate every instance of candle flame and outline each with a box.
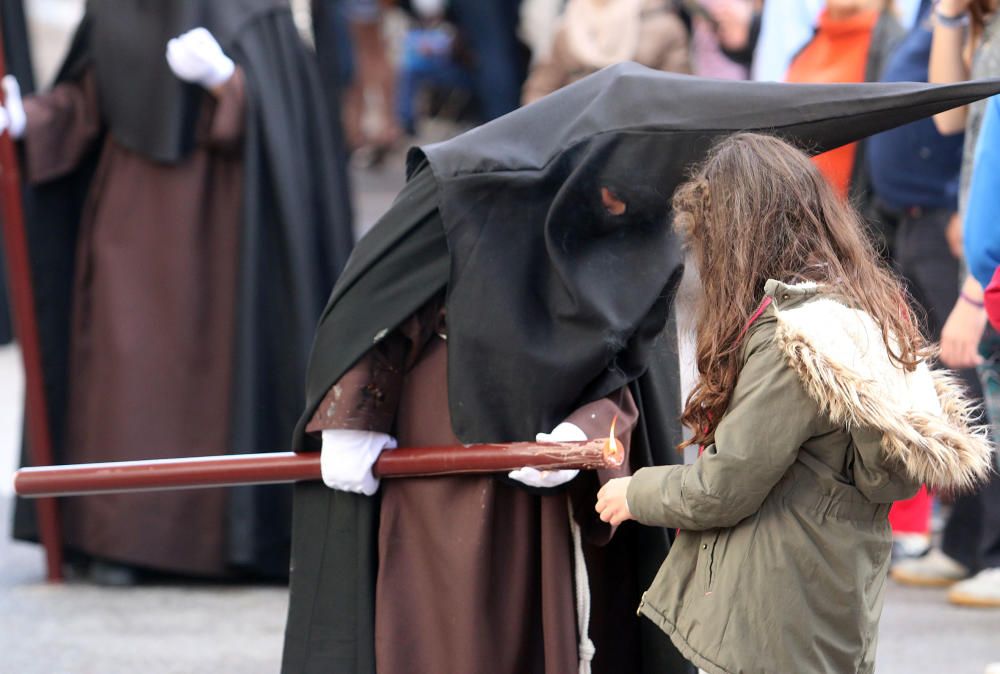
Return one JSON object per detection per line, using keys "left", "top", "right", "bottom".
{"left": 603, "top": 415, "right": 624, "bottom": 466}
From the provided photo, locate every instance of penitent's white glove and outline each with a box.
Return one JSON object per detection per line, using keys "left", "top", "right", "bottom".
{"left": 508, "top": 422, "right": 585, "bottom": 488}
{"left": 320, "top": 429, "right": 397, "bottom": 496}
{"left": 0, "top": 75, "right": 26, "bottom": 139}
{"left": 166, "top": 27, "right": 236, "bottom": 89}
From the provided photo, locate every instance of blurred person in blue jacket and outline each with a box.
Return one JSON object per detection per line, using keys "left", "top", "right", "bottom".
{"left": 889, "top": 0, "right": 1000, "bottom": 611}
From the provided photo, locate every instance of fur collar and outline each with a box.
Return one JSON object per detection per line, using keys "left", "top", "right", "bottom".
{"left": 767, "top": 282, "right": 994, "bottom": 492}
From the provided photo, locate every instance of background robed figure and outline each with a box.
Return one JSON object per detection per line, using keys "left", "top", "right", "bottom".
{"left": 8, "top": 0, "right": 353, "bottom": 579}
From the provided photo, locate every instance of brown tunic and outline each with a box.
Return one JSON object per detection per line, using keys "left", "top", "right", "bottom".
{"left": 307, "top": 295, "right": 639, "bottom": 673}
{"left": 24, "top": 68, "right": 246, "bottom": 576}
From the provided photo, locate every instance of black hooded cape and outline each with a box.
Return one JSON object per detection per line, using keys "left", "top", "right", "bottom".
{"left": 281, "top": 64, "right": 1000, "bottom": 673}
{"left": 11, "top": 0, "right": 353, "bottom": 578}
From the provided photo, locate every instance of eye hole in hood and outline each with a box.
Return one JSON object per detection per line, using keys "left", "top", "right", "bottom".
{"left": 601, "top": 187, "right": 627, "bottom": 216}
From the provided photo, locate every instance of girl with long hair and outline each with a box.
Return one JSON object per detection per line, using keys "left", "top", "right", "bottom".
{"left": 595, "top": 132, "right": 992, "bottom": 674}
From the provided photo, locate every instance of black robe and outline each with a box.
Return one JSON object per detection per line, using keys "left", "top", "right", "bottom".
{"left": 281, "top": 64, "right": 1000, "bottom": 673}
{"left": 0, "top": 0, "right": 31, "bottom": 346}
{"left": 10, "top": 0, "right": 353, "bottom": 578}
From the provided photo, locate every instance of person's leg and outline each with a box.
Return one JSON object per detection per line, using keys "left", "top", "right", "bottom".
{"left": 368, "top": 24, "right": 402, "bottom": 147}
{"left": 888, "top": 487, "right": 932, "bottom": 557}
{"left": 974, "top": 472, "right": 1000, "bottom": 569}
{"left": 396, "top": 63, "right": 419, "bottom": 136}
{"left": 342, "top": 18, "right": 369, "bottom": 150}
{"left": 942, "top": 488, "right": 985, "bottom": 571}
{"left": 947, "top": 333, "right": 1000, "bottom": 571}
{"left": 951, "top": 331, "right": 1000, "bottom": 564}
{"left": 891, "top": 208, "right": 983, "bottom": 583}
{"left": 423, "top": 59, "right": 475, "bottom": 91}
{"left": 947, "top": 473, "right": 1000, "bottom": 606}
{"left": 945, "top": 336, "right": 1000, "bottom": 606}
{"left": 396, "top": 51, "right": 463, "bottom": 136}
{"left": 450, "top": 0, "right": 525, "bottom": 121}
{"left": 345, "top": 4, "right": 401, "bottom": 150}
{"left": 892, "top": 208, "right": 962, "bottom": 552}
{"left": 894, "top": 209, "right": 964, "bottom": 341}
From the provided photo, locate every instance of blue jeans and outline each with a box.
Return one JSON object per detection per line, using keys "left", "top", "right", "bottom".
{"left": 397, "top": 57, "right": 474, "bottom": 134}
{"left": 449, "top": 0, "right": 525, "bottom": 121}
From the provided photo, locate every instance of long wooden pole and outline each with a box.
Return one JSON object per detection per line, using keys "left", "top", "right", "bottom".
{"left": 12, "top": 439, "right": 621, "bottom": 498}
{"left": 0, "top": 18, "right": 64, "bottom": 580}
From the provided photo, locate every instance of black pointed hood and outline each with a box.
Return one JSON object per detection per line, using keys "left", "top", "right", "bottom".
{"left": 415, "top": 62, "right": 1000, "bottom": 176}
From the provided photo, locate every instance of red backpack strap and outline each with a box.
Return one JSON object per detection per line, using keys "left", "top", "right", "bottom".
{"left": 737, "top": 295, "right": 773, "bottom": 343}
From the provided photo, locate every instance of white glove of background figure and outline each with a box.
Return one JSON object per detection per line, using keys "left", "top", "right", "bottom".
{"left": 166, "top": 28, "right": 236, "bottom": 89}
{"left": 0, "top": 75, "right": 26, "bottom": 139}
{"left": 320, "top": 429, "right": 396, "bottom": 496}
{"left": 508, "top": 422, "right": 584, "bottom": 488}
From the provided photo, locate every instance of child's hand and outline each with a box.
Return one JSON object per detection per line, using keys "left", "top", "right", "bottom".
{"left": 595, "top": 477, "right": 635, "bottom": 526}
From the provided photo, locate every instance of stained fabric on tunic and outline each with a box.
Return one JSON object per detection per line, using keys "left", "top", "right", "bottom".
{"left": 23, "top": 68, "right": 244, "bottom": 576}
{"left": 306, "top": 295, "right": 640, "bottom": 673}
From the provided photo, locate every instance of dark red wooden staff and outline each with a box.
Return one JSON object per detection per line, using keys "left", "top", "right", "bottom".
{"left": 13, "top": 437, "right": 625, "bottom": 498}
{"left": 0, "top": 18, "right": 64, "bottom": 580}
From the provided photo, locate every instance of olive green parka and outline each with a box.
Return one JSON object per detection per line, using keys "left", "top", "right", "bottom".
{"left": 627, "top": 280, "right": 993, "bottom": 674}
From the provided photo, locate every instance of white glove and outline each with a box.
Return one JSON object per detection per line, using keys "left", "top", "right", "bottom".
{"left": 0, "top": 75, "right": 26, "bottom": 139}
{"left": 320, "top": 429, "right": 397, "bottom": 496}
{"left": 508, "top": 422, "right": 585, "bottom": 489}
{"left": 166, "top": 27, "right": 236, "bottom": 89}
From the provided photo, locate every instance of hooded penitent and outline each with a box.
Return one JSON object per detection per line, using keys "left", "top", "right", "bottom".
{"left": 282, "top": 63, "right": 1000, "bottom": 673}
{"left": 11, "top": 0, "right": 353, "bottom": 578}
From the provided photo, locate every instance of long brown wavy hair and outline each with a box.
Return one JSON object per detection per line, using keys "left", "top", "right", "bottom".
{"left": 674, "top": 133, "right": 928, "bottom": 449}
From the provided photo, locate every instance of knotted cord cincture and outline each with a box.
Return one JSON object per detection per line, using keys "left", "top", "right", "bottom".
{"left": 568, "top": 495, "right": 595, "bottom": 674}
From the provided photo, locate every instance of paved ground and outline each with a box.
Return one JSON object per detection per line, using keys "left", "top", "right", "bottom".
{"left": 1, "top": 158, "right": 999, "bottom": 673}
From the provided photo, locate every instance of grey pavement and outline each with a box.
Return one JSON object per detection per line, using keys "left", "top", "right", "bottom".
{"left": 1, "top": 159, "right": 999, "bottom": 673}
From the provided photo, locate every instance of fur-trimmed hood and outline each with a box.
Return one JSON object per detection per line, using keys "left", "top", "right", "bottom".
{"left": 765, "top": 280, "right": 994, "bottom": 493}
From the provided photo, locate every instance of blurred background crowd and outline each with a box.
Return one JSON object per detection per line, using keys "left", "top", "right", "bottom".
{"left": 0, "top": 0, "right": 999, "bottom": 669}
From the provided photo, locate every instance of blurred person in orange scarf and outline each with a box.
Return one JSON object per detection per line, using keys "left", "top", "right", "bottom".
{"left": 785, "top": 0, "right": 903, "bottom": 203}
